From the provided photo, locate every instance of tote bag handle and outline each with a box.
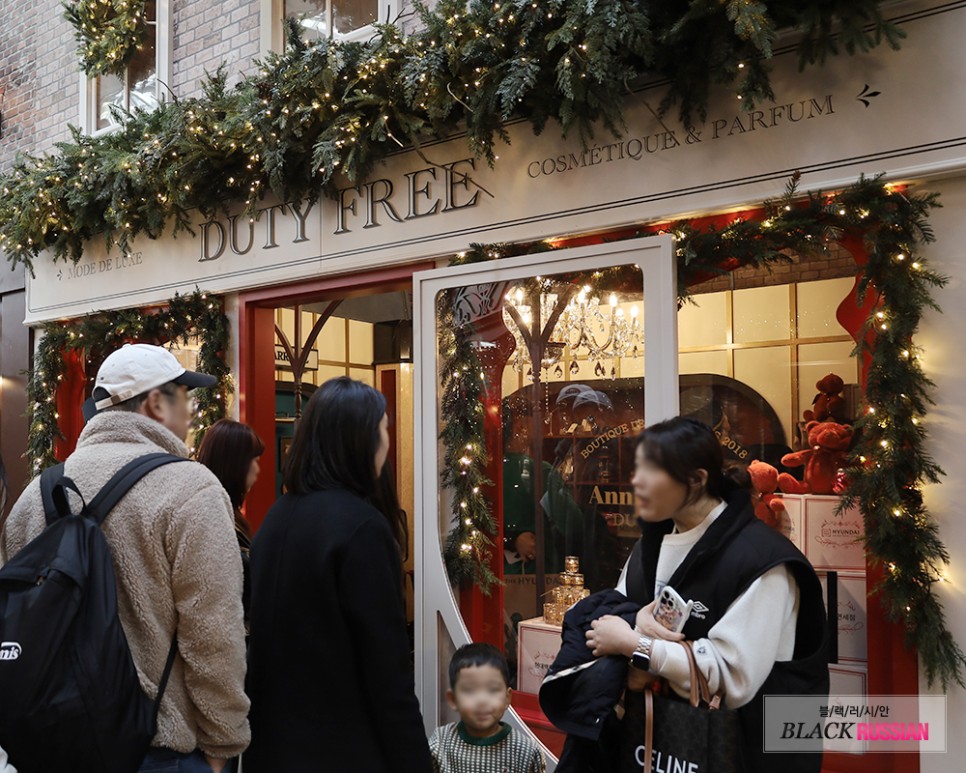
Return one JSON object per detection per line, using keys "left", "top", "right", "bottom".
{"left": 641, "top": 640, "right": 725, "bottom": 773}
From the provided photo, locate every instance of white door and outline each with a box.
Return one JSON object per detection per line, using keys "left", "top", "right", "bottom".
{"left": 413, "top": 235, "right": 679, "bottom": 768}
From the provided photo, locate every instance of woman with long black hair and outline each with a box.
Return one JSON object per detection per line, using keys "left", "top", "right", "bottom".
{"left": 243, "top": 377, "right": 431, "bottom": 772}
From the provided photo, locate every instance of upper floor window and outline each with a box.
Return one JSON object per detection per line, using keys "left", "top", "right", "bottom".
{"left": 285, "top": 0, "right": 392, "bottom": 42}
{"left": 82, "top": 0, "right": 170, "bottom": 133}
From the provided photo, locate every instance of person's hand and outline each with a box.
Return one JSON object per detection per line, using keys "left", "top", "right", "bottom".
{"left": 586, "top": 615, "right": 639, "bottom": 658}
{"left": 514, "top": 532, "right": 537, "bottom": 562}
{"left": 635, "top": 601, "right": 685, "bottom": 642}
{"left": 205, "top": 755, "right": 227, "bottom": 773}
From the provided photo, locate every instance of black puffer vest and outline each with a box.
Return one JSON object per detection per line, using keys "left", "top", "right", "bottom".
{"left": 625, "top": 490, "right": 829, "bottom": 773}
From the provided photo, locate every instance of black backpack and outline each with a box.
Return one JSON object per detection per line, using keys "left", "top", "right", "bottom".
{"left": 0, "top": 452, "right": 186, "bottom": 773}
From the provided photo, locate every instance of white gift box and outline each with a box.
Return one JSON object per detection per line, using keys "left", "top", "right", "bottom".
{"left": 825, "top": 663, "right": 870, "bottom": 754}
{"left": 517, "top": 617, "right": 563, "bottom": 695}
{"left": 775, "top": 494, "right": 804, "bottom": 552}
{"left": 786, "top": 494, "right": 867, "bottom": 571}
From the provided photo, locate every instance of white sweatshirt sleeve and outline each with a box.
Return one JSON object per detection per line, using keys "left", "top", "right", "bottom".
{"left": 0, "top": 743, "right": 17, "bottom": 773}
{"left": 615, "top": 555, "right": 630, "bottom": 596}
{"left": 648, "top": 563, "right": 800, "bottom": 709}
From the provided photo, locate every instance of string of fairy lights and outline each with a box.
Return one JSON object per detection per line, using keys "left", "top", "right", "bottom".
{"left": 27, "top": 290, "right": 231, "bottom": 470}
{"left": 0, "top": 0, "right": 902, "bottom": 272}
{"left": 439, "top": 176, "right": 962, "bottom": 689}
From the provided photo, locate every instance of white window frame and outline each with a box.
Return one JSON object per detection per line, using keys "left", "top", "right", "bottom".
{"left": 262, "top": 0, "right": 399, "bottom": 56}
{"left": 79, "top": 0, "right": 172, "bottom": 136}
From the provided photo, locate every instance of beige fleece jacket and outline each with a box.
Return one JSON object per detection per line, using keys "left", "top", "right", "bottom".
{"left": 0, "top": 412, "right": 250, "bottom": 759}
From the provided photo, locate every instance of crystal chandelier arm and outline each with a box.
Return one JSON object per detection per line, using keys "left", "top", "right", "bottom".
{"left": 504, "top": 302, "right": 535, "bottom": 350}
{"left": 539, "top": 287, "right": 577, "bottom": 347}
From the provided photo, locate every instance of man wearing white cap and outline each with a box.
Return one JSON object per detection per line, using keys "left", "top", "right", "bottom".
{"left": 1, "top": 344, "right": 249, "bottom": 772}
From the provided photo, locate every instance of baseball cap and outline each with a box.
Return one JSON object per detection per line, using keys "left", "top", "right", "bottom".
{"left": 92, "top": 343, "right": 217, "bottom": 411}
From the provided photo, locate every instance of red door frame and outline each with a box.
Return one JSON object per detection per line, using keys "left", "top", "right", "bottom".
{"left": 237, "top": 261, "right": 435, "bottom": 531}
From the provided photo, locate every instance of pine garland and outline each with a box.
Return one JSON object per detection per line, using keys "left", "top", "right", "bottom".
{"left": 437, "top": 285, "right": 497, "bottom": 590}
{"left": 439, "top": 175, "right": 963, "bottom": 689}
{"left": 26, "top": 290, "right": 232, "bottom": 473}
{"left": 63, "top": 0, "right": 150, "bottom": 77}
{"left": 2, "top": 1, "right": 902, "bottom": 271}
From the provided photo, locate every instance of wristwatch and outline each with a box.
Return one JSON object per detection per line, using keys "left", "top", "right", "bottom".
{"left": 629, "top": 634, "right": 654, "bottom": 671}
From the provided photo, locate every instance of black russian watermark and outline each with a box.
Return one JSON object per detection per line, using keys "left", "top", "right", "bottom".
{"left": 763, "top": 695, "right": 947, "bottom": 754}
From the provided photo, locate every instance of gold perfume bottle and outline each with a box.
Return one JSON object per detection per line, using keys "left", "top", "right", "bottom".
{"left": 542, "top": 556, "right": 591, "bottom": 625}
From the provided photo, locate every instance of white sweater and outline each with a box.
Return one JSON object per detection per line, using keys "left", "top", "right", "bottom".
{"left": 617, "top": 503, "right": 799, "bottom": 708}
{"left": 0, "top": 744, "right": 16, "bottom": 772}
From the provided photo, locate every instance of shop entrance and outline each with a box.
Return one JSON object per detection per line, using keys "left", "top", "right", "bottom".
{"left": 238, "top": 261, "right": 433, "bottom": 558}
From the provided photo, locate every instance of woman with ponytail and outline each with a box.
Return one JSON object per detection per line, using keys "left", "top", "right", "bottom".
{"left": 545, "top": 417, "right": 828, "bottom": 772}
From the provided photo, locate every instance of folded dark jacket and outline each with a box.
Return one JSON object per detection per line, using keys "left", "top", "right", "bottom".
{"left": 539, "top": 588, "right": 640, "bottom": 740}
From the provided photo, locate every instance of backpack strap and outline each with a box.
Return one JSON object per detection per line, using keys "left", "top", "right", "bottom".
{"left": 153, "top": 635, "right": 179, "bottom": 729}
{"left": 40, "top": 462, "right": 67, "bottom": 526}
{"left": 85, "top": 452, "right": 188, "bottom": 526}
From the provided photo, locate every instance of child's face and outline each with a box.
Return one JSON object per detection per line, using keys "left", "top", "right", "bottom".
{"left": 447, "top": 664, "right": 512, "bottom": 738}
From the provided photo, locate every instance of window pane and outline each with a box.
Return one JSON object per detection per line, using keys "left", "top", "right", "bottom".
{"left": 678, "top": 291, "right": 728, "bottom": 347}
{"left": 348, "top": 320, "right": 374, "bottom": 364}
{"left": 733, "top": 285, "right": 790, "bottom": 343}
{"left": 285, "top": 0, "right": 328, "bottom": 41}
{"left": 128, "top": 32, "right": 157, "bottom": 115}
{"left": 733, "top": 346, "right": 793, "bottom": 446}
{"left": 797, "top": 277, "right": 854, "bottom": 338}
{"left": 332, "top": 0, "right": 378, "bottom": 37}
{"left": 679, "top": 350, "right": 730, "bottom": 376}
{"left": 96, "top": 73, "right": 125, "bottom": 130}
{"left": 95, "top": 5, "right": 157, "bottom": 131}
{"left": 349, "top": 368, "right": 374, "bottom": 386}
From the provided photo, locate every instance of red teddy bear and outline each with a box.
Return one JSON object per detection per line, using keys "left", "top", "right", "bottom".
{"left": 778, "top": 420, "right": 853, "bottom": 495}
{"left": 803, "top": 373, "right": 848, "bottom": 424}
{"left": 748, "top": 460, "right": 786, "bottom": 529}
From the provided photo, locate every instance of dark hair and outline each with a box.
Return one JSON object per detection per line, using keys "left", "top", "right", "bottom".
{"left": 284, "top": 375, "right": 387, "bottom": 487}
{"left": 196, "top": 419, "right": 266, "bottom": 523}
{"left": 635, "top": 417, "right": 748, "bottom": 504}
{"left": 370, "top": 459, "right": 409, "bottom": 560}
{"left": 449, "top": 642, "right": 510, "bottom": 689}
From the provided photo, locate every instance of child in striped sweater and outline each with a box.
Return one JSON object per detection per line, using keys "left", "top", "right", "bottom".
{"left": 430, "top": 643, "right": 545, "bottom": 773}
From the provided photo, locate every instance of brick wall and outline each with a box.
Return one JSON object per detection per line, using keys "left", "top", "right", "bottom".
{"left": 0, "top": 1, "right": 78, "bottom": 172}
{"left": 0, "top": 1, "right": 265, "bottom": 175}
{"left": 172, "top": 0, "right": 260, "bottom": 94}
{"left": 690, "top": 242, "right": 859, "bottom": 295}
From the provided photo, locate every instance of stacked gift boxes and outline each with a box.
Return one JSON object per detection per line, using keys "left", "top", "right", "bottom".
{"left": 782, "top": 492, "right": 868, "bottom": 736}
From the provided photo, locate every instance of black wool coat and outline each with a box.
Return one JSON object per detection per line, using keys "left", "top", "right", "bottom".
{"left": 243, "top": 488, "right": 432, "bottom": 772}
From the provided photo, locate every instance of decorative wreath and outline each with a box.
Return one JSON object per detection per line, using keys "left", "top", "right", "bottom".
{"left": 63, "top": 0, "right": 150, "bottom": 77}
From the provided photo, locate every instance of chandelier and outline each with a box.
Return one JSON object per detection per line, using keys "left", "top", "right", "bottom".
{"left": 502, "top": 280, "right": 642, "bottom": 380}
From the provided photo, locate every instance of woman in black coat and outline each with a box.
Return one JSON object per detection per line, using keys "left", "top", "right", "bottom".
{"left": 244, "top": 377, "right": 431, "bottom": 772}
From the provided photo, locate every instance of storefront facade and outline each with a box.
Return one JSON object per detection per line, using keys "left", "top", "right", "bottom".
{"left": 6, "top": 0, "right": 966, "bottom": 770}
